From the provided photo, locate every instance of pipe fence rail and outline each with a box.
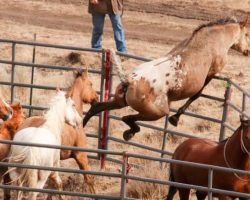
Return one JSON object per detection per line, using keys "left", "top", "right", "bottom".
{"left": 0, "top": 38, "right": 249, "bottom": 199}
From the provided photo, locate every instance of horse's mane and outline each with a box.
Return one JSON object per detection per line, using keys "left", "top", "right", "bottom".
{"left": 42, "top": 91, "right": 67, "bottom": 138}
{"left": 192, "top": 17, "right": 238, "bottom": 37}
{"left": 169, "top": 17, "right": 239, "bottom": 55}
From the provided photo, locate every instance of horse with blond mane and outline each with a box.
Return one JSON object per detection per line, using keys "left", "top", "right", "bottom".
{"left": 8, "top": 90, "right": 81, "bottom": 200}
{"left": 18, "top": 70, "right": 98, "bottom": 193}
{"left": 83, "top": 16, "right": 250, "bottom": 141}
{"left": 166, "top": 118, "right": 250, "bottom": 200}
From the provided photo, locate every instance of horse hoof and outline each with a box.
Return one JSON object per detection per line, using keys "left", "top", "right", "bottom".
{"left": 168, "top": 115, "right": 179, "bottom": 127}
{"left": 123, "top": 130, "right": 135, "bottom": 141}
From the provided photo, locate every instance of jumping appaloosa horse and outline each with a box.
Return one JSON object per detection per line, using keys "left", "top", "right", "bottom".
{"left": 0, "top": 103, "right": 25, "bottom": 200}
{"left": 8, "top": 90, "right": 81, "bottom": 200}
{"left": 18, "top": 70, "right": 98, "bottom": 193}
{"left": 83, "top": 16, "right": 250, "bottom": 141}
{"left": 166, "top": 118, "right": 250, "bottom": 200}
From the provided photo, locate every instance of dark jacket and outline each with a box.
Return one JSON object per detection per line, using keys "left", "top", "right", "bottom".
{"left": 88, "top": 0, "right": 123, "bottom": 15}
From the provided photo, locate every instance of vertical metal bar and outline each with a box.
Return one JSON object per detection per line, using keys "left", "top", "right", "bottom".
{"left": 98, "top": 50, "right": 106, "bottom": 160}
{"left": 105, "top": 54, "right": 114, "bottom": 154}
{"left": 120, "top": 152, "right": 128, "bottom": 200}
{"left": 10, "top": 43, "right": 16, "bottom": 103}
{"left": 242, "top": 93, "right": 246, "bottom": 120}
{"left": 161, "top": 116, "right": 169, "bottom": 166}
{"left": 100, "top": 49, "right": 111, "bottom": 169}
{"left": 29, "top": 34, "right": 36, "bottom": 117}
{"left": 208, "top": 168, "right": 213, "bottom": 200}
{"left": 219, "top": 81, "right": 232, "bottom": 141}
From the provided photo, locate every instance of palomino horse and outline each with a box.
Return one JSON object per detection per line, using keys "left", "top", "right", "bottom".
{"left": 166, "top": 118, "right": 250, "bottom": 200}
{"left": 8, "top": 91, "right": 81, "bottom": 200}
{"left": 0, "top": 103, "right": 25, "bottom": 200}
{"left": 0, "top": 96, "right": 13, "bottom": 122}
{"left": 18, "top": 70, "right": 98, "bottom": 193}
{"left": 83, "top": 16, "right": 250, "bottom": 141}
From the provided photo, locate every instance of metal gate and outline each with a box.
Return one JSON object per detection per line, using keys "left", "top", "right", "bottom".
{"left": 0, "top": 38, "right": 249, "bottom": 199}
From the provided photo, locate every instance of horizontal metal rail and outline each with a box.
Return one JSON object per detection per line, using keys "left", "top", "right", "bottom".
{"left": 0, "top": 184, "right": 126, "bottom": 200}
{"left": 1, "top": 139, "right": 250, "bottom": 177}
{"left": 0, "top": 38, "right": 103, "bottom": 53}
{"left": 0, "top": 59, "right": 101, "bottom": 74}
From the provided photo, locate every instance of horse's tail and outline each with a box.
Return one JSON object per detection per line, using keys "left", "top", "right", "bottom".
{"left": 166, "top": 167, "right": 177, "bottom": 200}
{"left": 110, "top": 49, "right": 129, "bottom": 84}
{"left": 8, "top": 146, "right": 38, "bottom": 199}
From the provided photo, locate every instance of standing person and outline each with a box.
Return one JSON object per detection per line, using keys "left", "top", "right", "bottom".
{"left": 88, "top": 0, "right": 127, "bottom": 52}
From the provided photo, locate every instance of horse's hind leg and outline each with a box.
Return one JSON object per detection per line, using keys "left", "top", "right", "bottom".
{"left": 83, "top": 83, "right": 127, "bottom": 127}
{"left": 122, "top": 113, "right": 164, "bottom": 141}
{"left": 49, "top": 171, "right": 66, "bottom": 200}
{"left": 169, "top": 77, "right": 212, "bottom": 126}
{"left": 83, "top": 99, "right": 127, "bottom": 127}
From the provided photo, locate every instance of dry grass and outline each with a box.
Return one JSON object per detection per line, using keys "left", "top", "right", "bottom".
{"left": 126, "top": 162, "right": 168, "bottom": 200}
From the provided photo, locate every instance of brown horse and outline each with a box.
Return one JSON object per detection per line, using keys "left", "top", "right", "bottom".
{"left": 166, "top": 118, "right": 250, "bottom": 200}
{"left": 0, "top": 103, "right": 25, "bottom": 200}
{"left": 18, "top": 70, "right": 98, "bottom": 193}
{"left": 0, "top": 96, "right": 13, "bottom": 122}
{"left": 83, "top": 16, "right": 250, "bottom": 141}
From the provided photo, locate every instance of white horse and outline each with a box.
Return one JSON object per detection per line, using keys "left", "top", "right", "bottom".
{"left": 8, "top": 90, "right": 82, "bottom": 200}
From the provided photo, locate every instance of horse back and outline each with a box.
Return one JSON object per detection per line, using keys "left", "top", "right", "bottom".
{"left": 18, "top": 116, "right": 45, "bottom": 131}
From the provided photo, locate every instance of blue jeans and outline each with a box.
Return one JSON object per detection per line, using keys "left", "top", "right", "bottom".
{"left": 91, "top": 14, "right": 127, "bottom": 52}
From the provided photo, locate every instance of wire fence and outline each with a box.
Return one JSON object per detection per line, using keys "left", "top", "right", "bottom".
{"left": 0, "top": 38, "right": 249, "bottom": 199}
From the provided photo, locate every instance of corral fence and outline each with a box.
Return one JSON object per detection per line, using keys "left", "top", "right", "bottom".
{"left": 0, "top": 38, "right": 249, "bottom": 199}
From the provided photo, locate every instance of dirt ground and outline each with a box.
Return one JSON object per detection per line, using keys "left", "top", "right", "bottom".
{"left": 0, "top": 0, "right": 250, "bottom": 199}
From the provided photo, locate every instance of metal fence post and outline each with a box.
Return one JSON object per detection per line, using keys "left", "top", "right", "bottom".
{"left": 120, "top": 152, "right": 128, "bottom": 200}
{"left": 98, "top": 49, "right": 106, "bottom": 160}
{"left": 219, "top": 81, "right": 232, "bottom": 141}
{"left": 161, "top": 116, "right": 169, "bottom": 166}
{"left": 100, "top": 49, "right": 112, "bottom": 169}
{"left": 29, "top": 34, "right": 37, "bottom": 117}
{"left": 242, "top": 93, "right": 246, "bottom": 120}
{"left": 10, "top": 42, "right": 16, "bottom": 103}
{"left": 208, "top": 168, "right": 213, "bottom": 200}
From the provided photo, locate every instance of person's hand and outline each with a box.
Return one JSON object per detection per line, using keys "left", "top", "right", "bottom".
{"left": 90, "top": 0, "right": 99, "bottom": 5}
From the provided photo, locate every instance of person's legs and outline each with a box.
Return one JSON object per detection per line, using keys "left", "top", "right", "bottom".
{"left": 91, "top": 14, "right": 105, "bottom": 49}
{"left": 109, "top": 14, "right": 127, "bottom": 52}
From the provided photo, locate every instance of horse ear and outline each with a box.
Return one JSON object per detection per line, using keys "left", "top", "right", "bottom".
{"left": 240, "top": 16, "right": 249, "bottom": 28}
{"left": 74, "top": 68, "right": 84, "bottom": 78}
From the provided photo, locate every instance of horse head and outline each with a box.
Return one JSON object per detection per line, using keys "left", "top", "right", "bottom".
{"left": 73, "top": 69, "right": 98, "bottom": 105}
{"left": 11, "top": 102, "right": 25, "bottom": 121}
{"left": 0, "top": 98, "right": 13, "bottom": 122}
{"left": 231, "top": 16, "right": 250, "bottom": 56}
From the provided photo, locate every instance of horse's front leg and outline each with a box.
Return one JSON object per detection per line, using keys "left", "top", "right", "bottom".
{"left": 169, "top": 78, "right": 212, "bottom": 126}
{"left": 73, "top": 128, "right": 96, "bottom": 194}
